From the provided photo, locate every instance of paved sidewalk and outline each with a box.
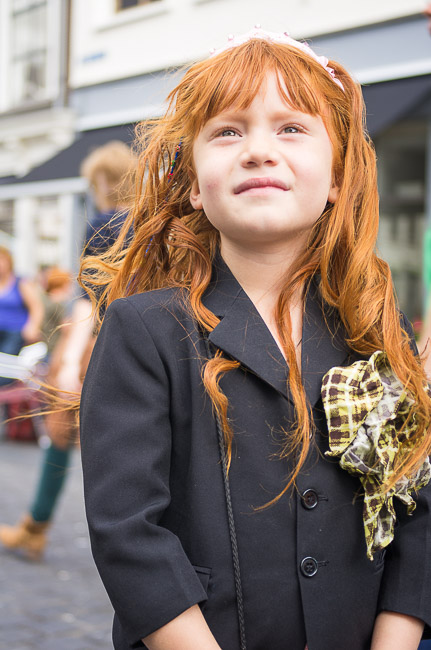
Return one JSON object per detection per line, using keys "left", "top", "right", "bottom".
{"left": 0, "top": 439, "right": 113, "bottom": 649}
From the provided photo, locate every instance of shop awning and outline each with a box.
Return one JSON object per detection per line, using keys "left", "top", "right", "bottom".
{"left": 362, "top": 74, "right": 431, "bottom": 136}
{"left": 0, "top": 123, "right": 136, "bottom": 186}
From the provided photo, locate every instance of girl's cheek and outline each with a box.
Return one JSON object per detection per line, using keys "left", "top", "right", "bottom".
{"left": 205, "top": 179, "right": 220, "bottom": 191}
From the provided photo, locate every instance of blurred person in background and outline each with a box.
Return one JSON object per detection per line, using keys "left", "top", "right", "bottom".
{"left": 40, "top": 267, "right": 73, "bottom": 359}
{"left": 0, "top": 141, "right": 137, "bottom": 559}
{"left": 0, "top": 245, "right": 44, "bottom": 385}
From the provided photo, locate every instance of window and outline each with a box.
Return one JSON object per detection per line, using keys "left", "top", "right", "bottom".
{"left": 35, "top": 196, "right": 62, "bottom": 266}
{"left": 0, "top": 0, "right": 62, "bottom": 112}
{"left": 10, "top": 0, "right": 48, "bottom": 106}
{"left": 0, "top": 201, "right": 15, "bottom": 239}
{"left": 375, "top": 121, "right": 426, "bottom": 322}
{"left": 116, "top": 0, "right": 161, "bottom": 9}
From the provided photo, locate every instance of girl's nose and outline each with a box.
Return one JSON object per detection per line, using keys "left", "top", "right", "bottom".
{"left": 239, "top": 133, "right": 280, "bottom": 167}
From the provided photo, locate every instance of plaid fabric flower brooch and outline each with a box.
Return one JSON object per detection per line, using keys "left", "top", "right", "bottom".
{"left": 321, "top": 350, "right": 431, "bottom": 560}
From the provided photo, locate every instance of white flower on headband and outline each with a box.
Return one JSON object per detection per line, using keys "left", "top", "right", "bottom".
{"left": 209, "top": 26, "right": 344, "bottom": 92}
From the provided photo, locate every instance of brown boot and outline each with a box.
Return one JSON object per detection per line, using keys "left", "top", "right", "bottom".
{"left": 0, "top": 514, "right": 49, "bottom": 560}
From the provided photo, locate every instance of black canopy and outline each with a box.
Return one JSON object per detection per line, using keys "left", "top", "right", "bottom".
{"left": 362, "top": 74, "right": 431, "bottom": 136}
{"left": 0, "top": 123, "right": 136, "bottom": 186}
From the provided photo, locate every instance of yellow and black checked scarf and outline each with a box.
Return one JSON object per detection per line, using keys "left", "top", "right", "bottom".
{"left": 321, "top": 350, "right": 431, "bottom": 560}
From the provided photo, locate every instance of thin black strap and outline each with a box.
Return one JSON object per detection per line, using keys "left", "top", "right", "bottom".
{"left": 204, "top": 337, "right": 247, "bottom": 650}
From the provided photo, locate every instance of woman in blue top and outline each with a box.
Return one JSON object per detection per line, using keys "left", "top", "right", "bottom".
{"left": 0, "top": 246, "right": 43, "bottom": 382}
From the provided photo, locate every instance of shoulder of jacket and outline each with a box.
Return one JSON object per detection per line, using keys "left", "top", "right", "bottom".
{"left": 108, "top": 287, "right": 191, "bottom": 323}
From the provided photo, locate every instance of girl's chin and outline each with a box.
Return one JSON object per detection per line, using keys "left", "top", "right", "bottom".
{"left": 222, "top": 231, "right": 309, "bottom": 250}
{"left": 233, "top": 224, "right": 311, "bottom": 240}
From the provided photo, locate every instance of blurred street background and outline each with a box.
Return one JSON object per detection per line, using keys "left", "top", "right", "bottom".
{"left": 1, "top": 0, "right": 431, "bottom": 647}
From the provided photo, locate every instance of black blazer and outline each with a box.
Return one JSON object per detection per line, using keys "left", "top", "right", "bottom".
{"left": 80, "top": 258, "right": 431, "bottom": 650}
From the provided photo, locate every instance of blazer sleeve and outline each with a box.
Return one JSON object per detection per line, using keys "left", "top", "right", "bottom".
{"left": 80, "top": 298, "right": 207, "bottom": 646}
{"left": 377, "top": 312, "right": 431, "bottom": 634}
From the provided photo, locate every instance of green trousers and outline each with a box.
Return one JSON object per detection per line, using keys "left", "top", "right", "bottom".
{"left": 30, "top": 442, "right": 71, "bottom": 523}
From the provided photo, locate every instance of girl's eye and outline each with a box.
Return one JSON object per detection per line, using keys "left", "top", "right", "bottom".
{"left": 216, "top": 128, "right": 238, "bottom": 137}
{"left": 282, "top": 125, "right": 302, "bottom": 134}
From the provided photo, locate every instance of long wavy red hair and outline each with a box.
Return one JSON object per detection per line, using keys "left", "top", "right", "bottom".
{"left": 80, "top": 38, "right": 431, "bottom": 499}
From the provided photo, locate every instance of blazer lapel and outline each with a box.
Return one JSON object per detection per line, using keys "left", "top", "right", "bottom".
{"left": 203, "top": 256, "right": 290, "bottom": 400}
{"left": 301, "top": 279, "right": 352, "bottom": 407}
{"left": 203, "top": 256, "right": 353, "bottom": 407}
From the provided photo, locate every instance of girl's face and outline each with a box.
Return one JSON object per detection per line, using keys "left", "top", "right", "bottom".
{"left": 190, "top": 71, "right": 338, "bottom": 255}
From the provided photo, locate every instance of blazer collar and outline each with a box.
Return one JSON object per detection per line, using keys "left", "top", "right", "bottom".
{"left": 203, "top": 254, "right": 352, "bottom": 406}
{"left": 300, "top": 280, "right": 352, "bottom": 407}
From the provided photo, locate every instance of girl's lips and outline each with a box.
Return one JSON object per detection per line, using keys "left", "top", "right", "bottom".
{"left": 234, "top": 177, "right": 289, "bottom": 194}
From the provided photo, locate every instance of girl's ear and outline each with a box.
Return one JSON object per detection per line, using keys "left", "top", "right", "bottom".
{"left": 328, "top": 181, "right": 339, "bottom": 204}
{"left": 189, "top": 178, "right": 203, "bottom": 210}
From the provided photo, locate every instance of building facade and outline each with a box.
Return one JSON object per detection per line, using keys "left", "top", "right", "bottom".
{"left": 0, "top": 0, "right": 430, "bottom": 320}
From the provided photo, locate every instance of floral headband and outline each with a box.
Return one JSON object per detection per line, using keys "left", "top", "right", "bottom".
{"left": 209, "top": 26, "right": 345, "bottom": 92}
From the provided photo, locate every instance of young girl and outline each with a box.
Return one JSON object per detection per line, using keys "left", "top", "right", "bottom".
{"left": 79, "top": 28, "right": 431, "bottom": 650}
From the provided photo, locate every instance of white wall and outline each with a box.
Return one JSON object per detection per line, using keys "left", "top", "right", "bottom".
{"left": 70, "top": 0, "right": 427, "bottom": 89}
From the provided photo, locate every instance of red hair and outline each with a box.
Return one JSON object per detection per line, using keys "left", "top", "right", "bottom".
{"left": 80, "top": 39, "right": 431, "bottom": 497}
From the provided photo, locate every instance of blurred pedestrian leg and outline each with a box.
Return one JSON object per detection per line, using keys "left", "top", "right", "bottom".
{"left": 0, "top": 513, "right": 49, "bottom": 560}
{"left": 0, "top": 417, "right": 73, "bottom": 559}
{"left": 30, "top": 442, "right": 71, "bottom": 523}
